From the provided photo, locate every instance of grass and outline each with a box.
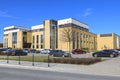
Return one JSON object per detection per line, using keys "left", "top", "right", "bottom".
{"left": 0, "top": 56, "right": 48, "bottom": 62}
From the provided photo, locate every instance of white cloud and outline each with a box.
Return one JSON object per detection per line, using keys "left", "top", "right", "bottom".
{"left": 83, "top": 8, "right": 92, "bottom": 17}
{"left": 0, "top": 10, "right": 18, "bottom": 18}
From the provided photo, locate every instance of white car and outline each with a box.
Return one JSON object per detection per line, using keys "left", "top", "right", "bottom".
{"left": 40, "top": 49, "right": 50, "bottom": 54}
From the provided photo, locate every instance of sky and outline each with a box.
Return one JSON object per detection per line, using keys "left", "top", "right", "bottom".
{"left": 0, "top": 0, "right": 120, "bottom": 43}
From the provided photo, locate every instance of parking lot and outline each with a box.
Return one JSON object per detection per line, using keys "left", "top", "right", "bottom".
{"left": 27, "top": 52, "right": 118, "bottom": 60}
{"left": 27, "top": 52, "right": 94, "bottom": 58}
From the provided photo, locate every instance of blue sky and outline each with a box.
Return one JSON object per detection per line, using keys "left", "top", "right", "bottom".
{"left": 0, "top": 0, "right": 120, "bottom": 43}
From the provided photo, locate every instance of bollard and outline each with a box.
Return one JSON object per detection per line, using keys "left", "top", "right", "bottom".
{"left": 19, "top": 54, "right": 21, "bottom": 65}
{"left": 48, "top": 54, "right": 50, "bottom": 67}
{"left": 7, "top": 54, "right": 9, "bottom": 64}
{"left": 32, "top": 54, "right": 34, "bottom": 66}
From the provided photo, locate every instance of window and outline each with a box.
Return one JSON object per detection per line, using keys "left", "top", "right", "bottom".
{"left": 40, "top": 35, "right": 43, "bottom": 43}
{"left": 40, "top": 35, "right": 43, "bottom": 48}
{"left": 12, "top": 32, "right": 17, "bottom": 43}
{"left": 100, "top": 34, "right": 112, "bottom": 37}
{"left": 32, "top": 45, "right": 34, "bottom": 48}
{"left": 76, "top": 32, "right": 79, "bottom": 49}
{"left": 36, "top": 35, "right": 39, "bottom": 43}
{"left": 36, "top": 45, "right": 39, "bottom": 49}
{"left": 23, "top": 32, "right": 27, "bottom": 43}
{"left": 73, "top": 32, "right": 75, "bottom": 49}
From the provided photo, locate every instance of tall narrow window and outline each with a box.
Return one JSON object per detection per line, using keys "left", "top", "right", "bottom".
{"left": 23, "top": 32, "right": 27, "bottom": 43}
{"left": 40, "top": 34, "right": 43, "bottom": 48}
{"left": 32, "top": 36, "right": 35, "bottom": 49}
{"left": 73, "top": 32, "right": 75, "bottom": 49}
{"left": 77, "top": 32, "right": 79, "bottom": 49}
{"left": 36, "top": 35, "right": 39, "bottom": 43}
{"left": 12, "top": 32, "right": 17, "bottom": 43}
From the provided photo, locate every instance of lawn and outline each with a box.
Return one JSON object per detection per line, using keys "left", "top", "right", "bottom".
{"left": 0, "top": 56, "right": 48, "bottom": 62}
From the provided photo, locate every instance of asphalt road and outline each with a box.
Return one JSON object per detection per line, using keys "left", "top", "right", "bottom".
{"left": 0, "top": 67, "right": 120, "bottom": 80}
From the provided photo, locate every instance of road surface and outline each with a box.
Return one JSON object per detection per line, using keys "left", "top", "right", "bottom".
{"left": 0, "top": 66, "right": 120, "bottom": 80}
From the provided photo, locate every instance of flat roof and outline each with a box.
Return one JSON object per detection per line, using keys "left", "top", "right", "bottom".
{"left": 4, "top": 25, "right": 30, "bottom": 30}
{"left": 31, "top": 24, "right": 44, "bottom": 30}
{"left": 58, "top": 18, "right": 88, "bottom": 29}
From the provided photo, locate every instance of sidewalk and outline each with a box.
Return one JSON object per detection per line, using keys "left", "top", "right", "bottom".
{"left": 0, "top": 56, "right": 120, "bottom": 77}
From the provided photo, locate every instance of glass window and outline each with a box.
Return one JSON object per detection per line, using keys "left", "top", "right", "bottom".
{"left": 12, "top": 32, "right": 17, "bottom": 43}
{"left": 40, "top": 34, "right": 43, "bottom": 48}
{"left": 36, "top": 45, "right": 39, "bottom": 49}
{"left": 36, "top": 35, "right": 39, "bottom": 43}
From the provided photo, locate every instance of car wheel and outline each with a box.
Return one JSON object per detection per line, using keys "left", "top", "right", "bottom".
{"left": 94, "top": 54, "right": 98, "bottom": 57}
{"left": 110, "top": 54, "right": 114, "bottom": 58}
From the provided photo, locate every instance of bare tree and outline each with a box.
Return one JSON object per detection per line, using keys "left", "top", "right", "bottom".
{"left": 60, "top": 28, "right": 73, "bottom": 53}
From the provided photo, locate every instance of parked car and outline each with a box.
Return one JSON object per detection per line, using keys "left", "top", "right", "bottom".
{"left": 0, "top": 48, "right": 10, "bottom": 54}
{"left": 92, "top": 49, "right": 119, "bottom": 58}
{"left": 29, "top": 49, "right": 37, "bottom": 53}
{"left": 40, "top": 49, "right": 50, "bottom": 54}
{"left": 116, "top": 49, "right": 120, "bottom": 54}
{"left": 72, "top": 49, "right": 86, "bottom": 54}
{"left": 49, "top": 50, "right": 71, "bottom": 57}
{"left": 8, "top": 50, "right": 27, "bottom": 56}
{"left": 23, "top": 49, "right": 30, "bottom": 53}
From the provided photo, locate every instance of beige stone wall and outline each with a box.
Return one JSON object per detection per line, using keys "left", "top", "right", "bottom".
{"left": 32, "top": 31, "right": 43, "bottom": 49}
{"left": 58, "top": 26, "right": 97, "bottom": 52}
{"left": 8, "top": 33, "right": 12, "bottom": 48}
{"left": 27, "top": 32, "right": 32, "bottom": 43}
{"left": 44, "top": 20, "right": 50, "bottom": 49}
{"left": 58, "top": 27, "right": 72, "bottom": 51}
{"left": 97, "top": 34, "right": 114, "bottom": 50}
{"left": 16, "top": 32, "right": 22, "bottom": 49}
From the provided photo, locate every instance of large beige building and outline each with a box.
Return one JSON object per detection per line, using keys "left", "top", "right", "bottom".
{"left": 97, "top": 33, "right": 120, "bottom": 50}
{"left": 3, "top": 18, "right": 120, "bottom": 52}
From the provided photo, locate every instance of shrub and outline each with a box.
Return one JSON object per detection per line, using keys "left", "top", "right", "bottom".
{"left": 44, "top": 58, "right": 102, "bottom": 65}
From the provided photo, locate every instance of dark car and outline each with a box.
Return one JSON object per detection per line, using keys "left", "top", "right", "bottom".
{"left": 72, "top": 49, "right": 86, "bottom": 54}
{"left": 92, "top": 49, "right": 119, "bottom": 58}
{"left": 0, "top": 48, "right": 9, "bottom": 54}
{"left": 49, "top": 50, "right": 71, "bottom": 57}
{"left": 8, "top": 50, "right": 27, "bottom": 56}
{"left": 29, "top": 49, "right": 37, "bottom": 53}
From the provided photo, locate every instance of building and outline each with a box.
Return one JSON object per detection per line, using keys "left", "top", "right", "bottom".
{"left": 0, "top": 43, "right": 3, "bottom": 48}
{"left": 57, "top": 18, "right": 97, "bottom": 52}
{"left": 3, "top": 18, "right": 119, "bottom": 52}
{"left": 97, "top": 33, "right": 120, "bottom": 50}
{"left": 4, "top": 25, "right": 31, "bottom": 49}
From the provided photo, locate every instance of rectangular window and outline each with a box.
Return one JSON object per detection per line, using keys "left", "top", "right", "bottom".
{"left": 23, "top": 32, "right": 27, "bottom": 43}
{"left": 32, "top": 45, "right": 34, "bottom": 48}
{"left": 100, "top": 34, "right": 112, "bottom": 37}
{"left": 40, "top": 35, "right": 43, "bottom": 48}
{"left": 12, "top": 32, "right": 17, "bottom": 43}
{"left": 36, "top": 45, "right": 39, "bottom": 49}
{"left": 73, "top": 32, "right": 75, "bottom": 49}
{"left": 77, "top": 33, "right": 79, "bottom": 49}
{"left": 36, "top": 35, "right": 39, "bottom": 43}
{"left": 56, "top": 26, "right": 58, "bottom": 49}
